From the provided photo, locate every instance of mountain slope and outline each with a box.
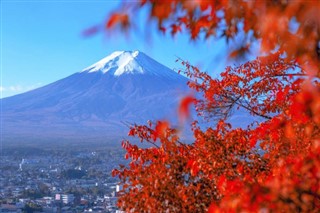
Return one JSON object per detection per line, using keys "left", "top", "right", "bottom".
{"left": 1, "top": 51, "right": 191, "bottom": 144}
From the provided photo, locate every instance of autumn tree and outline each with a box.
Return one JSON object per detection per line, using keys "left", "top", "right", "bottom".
{"left": 92, "top": 0, "right": 320, "bottom": 212}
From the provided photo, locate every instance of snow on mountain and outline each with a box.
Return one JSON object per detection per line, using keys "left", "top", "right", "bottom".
{"left": 1, "top": 50, "right": 191, "bottom": 144}
{"left": 82, "top": 50, "right": 182, "bottom": 80}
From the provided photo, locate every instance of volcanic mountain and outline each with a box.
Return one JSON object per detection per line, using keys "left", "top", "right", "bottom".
{"left": 1, "top": 51, "right": 191, "bottom": 144}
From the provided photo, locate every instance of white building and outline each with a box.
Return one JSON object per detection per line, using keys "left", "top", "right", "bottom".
{"left": 61, "top": 194, "right": 75, "bottom": 204}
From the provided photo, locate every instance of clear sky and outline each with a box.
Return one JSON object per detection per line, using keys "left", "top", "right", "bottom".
{"left": 1, "top": 0, "right": 230, "bottom": 98}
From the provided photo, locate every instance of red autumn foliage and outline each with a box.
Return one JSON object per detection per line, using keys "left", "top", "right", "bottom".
{"left": 178, "top": 95, "right": 196, "bottom": 122}
{"left": 106, "top": 12, "right": 130, "bottom": 31}
{"left": 105, "top": 0, "right": 320, "bottom": 212}
{"left": 103, "top": 0, "right": 320, "bottom": 70}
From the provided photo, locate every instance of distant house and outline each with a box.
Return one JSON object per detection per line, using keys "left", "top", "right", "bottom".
{"left": 61, "top": 194, "right": 75, "bottom": 204}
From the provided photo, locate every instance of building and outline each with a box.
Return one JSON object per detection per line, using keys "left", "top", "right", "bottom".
{"left": 61, "top": 194, "right": 74, "bottom": 204}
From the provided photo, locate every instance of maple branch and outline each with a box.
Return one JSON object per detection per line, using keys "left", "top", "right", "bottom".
{"left": 149, "top": 141, "right": 160, "bottom": 149}
{"left": 270, "top": 73, "right": 307, "bottom": 77}
{"left": 219, "top": 94, "right": 273, "bottom": 120}
{"left": 235, "top": 101, "right": 272, "bottom": 120}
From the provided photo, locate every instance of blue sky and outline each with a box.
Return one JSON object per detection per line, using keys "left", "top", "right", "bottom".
{"left": 1, "top": 0, "right": 229, "bottom": 98}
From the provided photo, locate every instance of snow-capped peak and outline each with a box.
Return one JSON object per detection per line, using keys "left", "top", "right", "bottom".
{"left": 81, "top": 50, "right": 182, "bottom": 80}
{"left": 81, "top": 50, "right": 144, "bottom": 76}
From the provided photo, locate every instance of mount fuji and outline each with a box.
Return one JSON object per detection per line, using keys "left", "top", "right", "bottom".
{"left": 1, "top": 51, "right": 192, "bottom": 145}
